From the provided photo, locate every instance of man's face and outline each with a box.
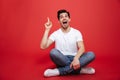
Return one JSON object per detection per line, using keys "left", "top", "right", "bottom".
{"left": 59, "top": 13, "right": 71, "bottom": 29}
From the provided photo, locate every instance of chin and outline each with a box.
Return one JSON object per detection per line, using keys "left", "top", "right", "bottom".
{"left": 62, "top": 26, "right": 68, "bottom": 29}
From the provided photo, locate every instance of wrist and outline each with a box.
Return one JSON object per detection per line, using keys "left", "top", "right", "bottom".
{"left": 74, "top": 56, "right": 79, "bottom": 60}
{"left": 45, "top": 28, "right": 51, "bottom": 32}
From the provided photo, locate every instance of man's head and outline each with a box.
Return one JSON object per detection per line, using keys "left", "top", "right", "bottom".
{"left": 57, "top": 9, "right": 70, "bottom": 20}
{"left": 57, "top": 9, "right": 71, "bottom": 29}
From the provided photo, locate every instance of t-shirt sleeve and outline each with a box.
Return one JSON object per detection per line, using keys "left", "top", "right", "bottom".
{"left": 76, "top": 31, "right": 83, "bottom": 41}
{"left": 49, "top": 32, "right": 56, "bottom": 42}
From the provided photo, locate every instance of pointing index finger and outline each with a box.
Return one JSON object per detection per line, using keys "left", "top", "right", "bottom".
{"left": 47, "top": 17, "right": 50, "bottom": 22}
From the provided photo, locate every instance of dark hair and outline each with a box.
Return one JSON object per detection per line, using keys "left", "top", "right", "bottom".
{"left": 57, "top": 9, "right": 70, "bottom": 20}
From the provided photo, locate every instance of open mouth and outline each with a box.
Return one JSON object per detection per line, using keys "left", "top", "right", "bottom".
{"left": 63, "top": 21, "right": 67, "bottom": 24}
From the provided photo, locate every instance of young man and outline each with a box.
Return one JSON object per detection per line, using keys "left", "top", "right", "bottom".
{"left": 40, "top": 9, "right": 95, "bottom": 77}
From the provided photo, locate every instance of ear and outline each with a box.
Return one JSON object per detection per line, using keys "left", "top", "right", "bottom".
{"left": 69, "top": 18, "right": 71, "bottom": 22}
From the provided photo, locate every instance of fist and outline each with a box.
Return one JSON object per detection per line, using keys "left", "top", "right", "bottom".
{"left": 70, "top": 58, "right": 80, "bottom": 70}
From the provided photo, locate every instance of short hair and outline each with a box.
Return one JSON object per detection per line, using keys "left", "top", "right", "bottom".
{"left": 57, "top": 9, "right": 70, "bottom": 20}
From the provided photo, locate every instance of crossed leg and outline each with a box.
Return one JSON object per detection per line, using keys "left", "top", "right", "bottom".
{"left": 44, "top": 48, "right": 95, "bottom": 77}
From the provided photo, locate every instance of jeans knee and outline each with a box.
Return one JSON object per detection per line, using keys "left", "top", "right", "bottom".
{"left": 50, "top": 48, "right": 59, "bottom": 58}
{"left": 87, "top": 51, "right": 95, "bottom": 60}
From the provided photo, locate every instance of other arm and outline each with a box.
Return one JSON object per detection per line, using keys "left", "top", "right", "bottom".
{"left": 70, "top": 41, "right": 85, "bottom": 70}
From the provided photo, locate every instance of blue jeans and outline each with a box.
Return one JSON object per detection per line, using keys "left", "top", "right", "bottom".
{"left": 50, "top": 48, "right": 95, "bottom": 75}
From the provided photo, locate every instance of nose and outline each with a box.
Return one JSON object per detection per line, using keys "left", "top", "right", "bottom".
{"left": 63, "top": 18, "right": 66, "bottom": 20}
{"left": 62, "top": 16, "right": 66, "bottom": 19}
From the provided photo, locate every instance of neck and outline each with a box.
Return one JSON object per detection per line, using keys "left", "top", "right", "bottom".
{"left": 61, "top": 26, "right": 71, "bottom": 33}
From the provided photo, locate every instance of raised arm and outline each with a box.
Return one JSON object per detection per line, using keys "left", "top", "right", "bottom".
{"left": 40, "top": 17, "right": 54, "bottom": 49}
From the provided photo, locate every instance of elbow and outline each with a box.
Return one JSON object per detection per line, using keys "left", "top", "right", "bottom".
{"left": 40, "top": 46, "right": 45, "bottom": 49}
{"left": 40, "top": 45, "right": 47, "bottom": 49}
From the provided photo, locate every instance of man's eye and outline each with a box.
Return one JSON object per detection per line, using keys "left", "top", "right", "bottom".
{"left": 65, "top": 15, "right": 68, "bottom": 17}
{"left": 60, "top": 16, "right": 63, "bottom": 19}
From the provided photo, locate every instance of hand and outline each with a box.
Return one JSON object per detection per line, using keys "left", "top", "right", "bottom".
{"left": 70, "top": 58, "right": 80, "bottom": 70}
{"left": 44, "top": 17, "right": 52, "bottom": 29}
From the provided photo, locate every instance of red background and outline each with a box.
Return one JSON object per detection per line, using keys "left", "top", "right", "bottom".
{"left": 0, "top": 0, "right": 120, "bottom": 80}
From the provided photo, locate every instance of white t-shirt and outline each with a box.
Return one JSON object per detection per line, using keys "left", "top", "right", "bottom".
{"left": 49, "top": 27, "right": 83, "bottom": 56}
